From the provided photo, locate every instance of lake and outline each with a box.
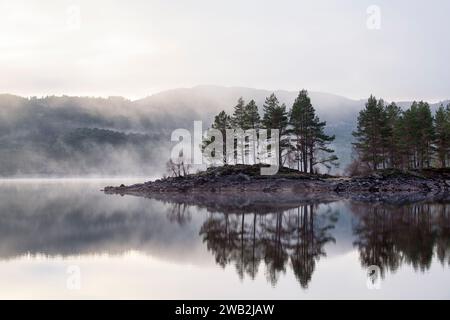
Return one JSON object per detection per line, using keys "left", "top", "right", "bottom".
{"left": 0, "top": 179, "right": 448, "bottom": 299}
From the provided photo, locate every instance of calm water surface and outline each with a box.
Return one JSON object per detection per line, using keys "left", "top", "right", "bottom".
{"left": 0, "top": 179, "right": 449, "bottom": 299}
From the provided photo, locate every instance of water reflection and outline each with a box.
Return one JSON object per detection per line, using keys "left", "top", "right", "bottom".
{"left": 0, "top": 181, "right": 448, "bottom": 291}
{"left": 200, "top": 206, "right": 337, "bottom": 288}
{"left": 351, "top": 202, "right": 450, "bottom": 276}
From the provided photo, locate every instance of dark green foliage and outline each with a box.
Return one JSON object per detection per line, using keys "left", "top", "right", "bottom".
{"left": 310, "top": 116, "right": 338, "bottom": 171}
{"left": 289, "top": 90, "right": 337, "bottom": 173}
{"left": 352, "top": 95, "right": 386, "bottom": 170}
{"left": 384, "top": 102, "right": 402, "bottom": 167}
{"left": 204, "top": 91, "right": 338, "bottom": 173}
{"left": 231, "top": 97, "right": 247, "bottom": 129}
{"left": 403, "top": 101, "right": 434, "bottom": 168}
{"left": 262, "top": 94, "right": 289, "bottom": 163}
{"left": 212, "top": 110, "right": 233, "bottom": 134}
{"left": 203, "top": 110, "right": 233, "bottom": 164}
{"left": 434, "top": 104, "right": 450, "bottom": 167}
{"left": 212, "top": 110, "right": 233, "bottom": 163}
{"left": 244, "top": 100, "right": 260, "bottom": 130}
{"left": 353, "top": 96, "right": 447, "bottom": 171}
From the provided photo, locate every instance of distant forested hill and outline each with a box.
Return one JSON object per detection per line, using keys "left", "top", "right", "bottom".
{"left": 0, "top": 86, "right": 447, "bottom": 176}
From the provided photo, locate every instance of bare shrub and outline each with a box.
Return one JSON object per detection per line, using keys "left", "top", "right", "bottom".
{"left": 166, "top": 158, "right": 191, "bottom": 177}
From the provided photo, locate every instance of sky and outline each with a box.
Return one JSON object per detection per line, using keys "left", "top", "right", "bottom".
{"left": 1, "top": 0, "right": 449, "bottom": 101}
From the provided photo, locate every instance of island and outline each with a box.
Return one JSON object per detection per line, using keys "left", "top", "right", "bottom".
{"left": 105, "top": 91, "right": 450, "bottom": 203}
{"left": 104, "top": 164, "right": 450, "bottom": 203}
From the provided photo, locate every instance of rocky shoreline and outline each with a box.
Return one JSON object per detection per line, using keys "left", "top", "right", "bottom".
{"left": 103, "top": 165, "right": 450, "bottom": 202}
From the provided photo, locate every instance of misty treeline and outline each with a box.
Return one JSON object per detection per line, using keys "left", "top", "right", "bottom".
{"left": 0, "top": 94, "right": 174, "bottom": 176}
{"left": 351, "top": 95, "right": 450, "bottom": 174}
{"left": 202, "top": 90, "right": 338, "bottom": 174}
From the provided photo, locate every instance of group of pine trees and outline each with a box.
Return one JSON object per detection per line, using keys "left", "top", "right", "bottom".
{"left": 352, "top": 95, "right": 450, "bottom": 171}
{"left": 204, "top": 90, "right": 338, "bottom": 173}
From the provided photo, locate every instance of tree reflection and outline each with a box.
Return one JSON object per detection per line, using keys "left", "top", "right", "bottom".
{"left": 1, "top": 182, "right": 448, "bottom": 290}
{"left": 352, "top": 202, "right": 450, "bottom": 277}
{"left": 199, "top": 204, "right": 337, "bottom": 288}
{"left": 288, "top": 206, "right": 336, "bottom": 288}
{"left": 166, "top": 202, "right": 192, "bottom": 225}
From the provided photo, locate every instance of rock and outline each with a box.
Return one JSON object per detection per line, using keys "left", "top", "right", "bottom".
{"left": 236, "top": 173, "right": 251, "bottom": 181}
{"left": 103, "top": 165, "right": 450, "bottom": 197}
{"left": 334, "top": 183, "right": 345, "bottom": 192}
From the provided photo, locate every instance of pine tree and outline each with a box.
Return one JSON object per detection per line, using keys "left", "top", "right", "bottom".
{"left": 309, "top": 116, "right": 338, "bottom": 172}
{"left": 352, "top": 95, "right": 386, "bottom": 170}
{"left": 417, "top": 101, "right": 435, "bottom": 168}
{"left": 244, "top": 99, "right": 260, "bottom": 130}
{"left": 232, "top": 97, "right": 247, "bottom": 129}
{"left": 377, "top": 99, "right": 389, "bottom": 169}
{"left": 383, "top": 102, "right": 402, "bottom": 168}
{"left": 434, "top": 104, "right": 450, "bottom": 167}
{"left": 289, "top": 90, "right": 337, "bottom": 173}
{"left": 262, "top": 93, "right": 280, "bottom": 126}
{"left": 392, "top": 109, "right": 409, "bottom": 169}
{"left": 352, "top": 97, "right": 443, "bottom": 171}
{"left": 406, "top": 101, "right": 434, "bottom": 168}
{"left": 231, "top": 97, "right": 247, "bottom": 164}
{"left": 402, "top": 106, "right": 419, "bottom": 168}
{"left": 289, "top": 90, "right": 310, "bottom": 172}
{"left": 203, "top": 110, "right": 232, "bottom": 164}
{"left": 212, "top": 110, "right": 232, "bottom": 133}
{"left": 262, "top": 93, "right": 288, "bottom": 165}
{"left": 244, "top": 99, "right": 260, "bottom": 163}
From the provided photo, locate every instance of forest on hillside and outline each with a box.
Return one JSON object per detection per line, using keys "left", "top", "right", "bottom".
{"left": 351, "top": 96, "right": 450, "bottom": 174}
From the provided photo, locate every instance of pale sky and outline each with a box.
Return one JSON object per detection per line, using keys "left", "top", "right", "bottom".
{"left": 1, "top": 0, "right": 449, "bottom": 101}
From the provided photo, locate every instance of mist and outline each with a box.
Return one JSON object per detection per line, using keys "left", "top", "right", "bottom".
{"left": 1, "top": 86, "right": 449, "bottom": 177}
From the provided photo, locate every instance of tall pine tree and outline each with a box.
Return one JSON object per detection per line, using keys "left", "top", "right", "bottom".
{"left": 352, "top": 95, "right": 386, "bottom": 170}
{"left": 262, "top": 93, "right": 288, "bottom": 165}
{"left": 383, "top": 102, "right": 402, "bottom": 168}
{"left": 289, "top": 90, "right": 337, "bottom": 173}
{"left": 434, "top": 104, "right": 450, "bottom": 167}
{"left": 289, "top": 90, "right": 311, "bottom": 172}
{"left": 244, "top": 99, "right": 260, "bottom": 163}
{"left": 309, "top": 116, "right": 338, "bottom": 173}
{"left": 203, "top": 110, "right": 232, "bottom": 164}
{"left": 231, "top": 97, "right": 247, "bottom": 164}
